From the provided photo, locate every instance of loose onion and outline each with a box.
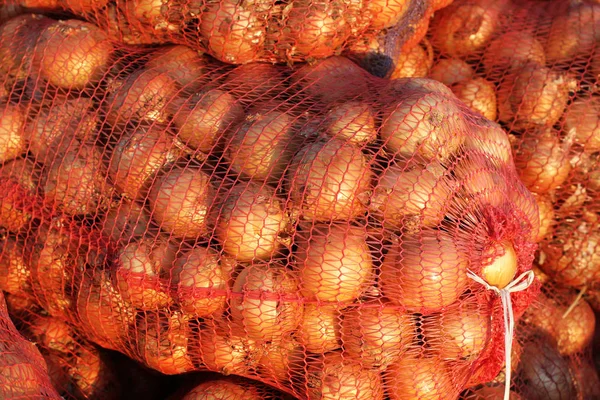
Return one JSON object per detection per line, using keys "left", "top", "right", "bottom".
{"left": 199, "top": 0, "right": 265, "bottom": 64}
{"left": 231, "top": 263, "right": 301, "bottom": 341}
{"left": 0, "top": 103, "right": 26, "bottom": 164}
{"left": 306, "top": 351, "right": 384, "bottom": 400}
{"left": 171, "top": 90, "right": 244, "bottom": 155}
{"left": 181, "top": 379, "right": 264, "bottom": 400}
{"left": 385, "top": 355, "right": 458, "bottom": 400}
{"left": 298, "top": 303, "right": 341, "bottom": 353}
{"left": 323, "top": 101, "right": 377, "bottom": 145}
{"left": 428, "top": 58, "right": 474, "bottom": 87}
{"left": 0, "top": 237, "right": 30, "bottom": 295}
{"left": 34, "top": 20, "right": 113, "bottom": 89}
{"left": 296, "top": 224, "right": 373, "bottom": 302}
{"left": 257, "top": 334, "right": 304, "bottom": 382}
{"left": 225, "top": 110, "right": 299, "bottom": 182}
{"left": 450, "top": 78, "right": 497, "bottom": 121}
{"left": 340, "top": 304, "right": 415, "bottom": 369}
{"left": 534, "top": 195, "right": 554, "bottom": 242}
{"left": 483, "top": 32, "right": 546, "bottom": 73}
{"left": 147, "top": 166, "right": 216, "bottom": 239}
{"left": 109, "top": 124, "right": 180, "bottom": 200}
{"left": 381, "top": 230, "right": 469, "bottom": 312}
{"left": 224, "top": 63, "right": 283, "bottom": 103}
{"left": 100, "top": 200, "right": 152, "bottom": 244}
{"left": 28, "top": 316, "right": 76, "bottom": 354}
{"left": 497, "top": 64, "right": 576, "bottom": 129}
{"left": 146, "top": 45, "right": 208, "bottom": 92}
{"left": 563, "top": 97, "right": 600, "bottom": 154}
{"left": 0, "top": 159, "right": 39, "bottom": 231}
{"left": 380, "top": 92, "right": 465, "bottom": 162}
{"left": 196, "top": 326, "right": 261, "bottom": 376}
{"left": 513, "top": 130, "right": 571, "bottom": 194}
{"left": 371, "top": 161, "right": 454, "bottom": 231}
{"left": 287, "top": 138, "right": 372, "bottom": 221}
{"left": 215, "top": 181, "right": 290, "bottom": 262}
{"left": 170, "top": 246, "right": 227, "bottom": 318}
{"left": 390, "top": 41, "right": 433, "bottom": 79}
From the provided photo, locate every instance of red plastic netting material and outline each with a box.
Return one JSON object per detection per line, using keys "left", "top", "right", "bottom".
{"left": 0, "top": 9, "right": 542, "bottom": 400}
{"left": 1, "top": 0, "right": 452, "bottom": 65}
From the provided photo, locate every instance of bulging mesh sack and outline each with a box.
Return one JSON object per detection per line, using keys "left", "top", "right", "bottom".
{"left": 0, "top": 4, "right": 552, "bottom": 400}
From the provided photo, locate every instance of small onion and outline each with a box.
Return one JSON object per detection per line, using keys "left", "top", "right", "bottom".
{"left": 483, "top": 32, "right": 546, "bottom": 73}
{"left": 28, "top": 316, "right": 76, "bottom": 354}
{"left": 298, "top": 303, "right": 341, "bottom": 353}
{"left": 287, "top": 139, "right": 372, "bottom": 221}
{"left": 0, "top": 159, "right": 39, "bottom": 231}
{"left": 171, "top": 247, "right": 227, "bottom": 318}
{"left": 147, "top": 166, "right": 216, "bottom": 239}
{"left": 257, "top": 334, "right": 304, "bottom": 382}
{"left": 513, "top": 130, "right": 571, "bottom": 194}
{"left": 146, "top": 45, "right": 208, "bottom": 92}
{"left": 225, "top": 111, "right": 299, "bottom": 182}
{"left": 34, "top": 20, "right": 113, "bottom": 89}
{"left": 197, "top": 327, "right": 261, "bottom": 376}
{"left": 385, "top": 356, "right": 458, "bottom": 400}
{"left": 323, "top": 101, "right": 377, "bottom": 145}
{"left": 171, "top": 90, "right": 244, "bottom": 155}
{"left": 231, "top": 264, "right": 301, "bottom": 342}
{"left": 0, "top": 237, "right": 30, "bottom": 295}
{"left": 100, "top": 200, "right": 152, "bottom": 244}
{"left": 340, "top": 304, "right": 415, "bottom": 369}
{"left": 534, "top": 195, "right": 554, "bottom": 242}
{"left": 563, "top": 97, "right": 600, "bottom": 153}
{"left": 199, "top": 0, "right": 265, "bottom": 64}
{"left": 181, "top": 379, "right": 264, "bottom": 400}
{"left": 450, "top": 78, "right": 497, "bottom": 121}
{"left": 215, "top": 182, "right": 289, "bottom": 262}
{"left": 0, "top": 103, "right": 26, "bottom": 163}
{"left": 428, "top": 58, "right": 474, "bottom": 87}
{"left": 390, "top": 41, "right": 433, "bottom": 79}
{"left": 380, "top": 92, "right": 465, "bottom": 162}
{"left": 306, "top": 351, "right": 384, "bottom": 400}
{"left": 381, "top": 230, "right": 469, "bottom": 312}
{"left": 296, "top": 224, "right": 373, "bottom": 303}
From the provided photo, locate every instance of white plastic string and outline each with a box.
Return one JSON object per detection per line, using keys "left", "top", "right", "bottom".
{"left": 467, "top": 269, "right": 535, "bottom": 400}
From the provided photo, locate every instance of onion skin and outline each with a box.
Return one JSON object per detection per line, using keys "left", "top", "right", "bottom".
{"left": 226, "top": 111, "right": 299, "bottom": 182}
{"left": 323, "top": 101, "right": 377, "bottom": 145}
{"left": 147, "top": 166, "right": 216, "bottom": 239}
{"left": 28, "top": 316, "right": 76, "bottom": 354}
{"left": 463, "top": 120, "right": 512, "bottom": 166}
{"left": 181, "top": 379, "right": 264, "bottom": 400}
{"left": 381, "top": 230, "right": 469, "bottom": 312}
{"left": 171, "top": 247, "right": 227, "bottom": 318}
{"left": 287, "top": 139, "right": 372, "bottom": 221}
{"left": 428, "top": 58, "right": 474, "bottom": 87}
{"left": 199, "top": 0, "right": 265, "bottom": 64}
{"left": 298, "top": 304, "right": 341, "bottom": 353}
{"left": 34, "top": 20, "right": 113, "bottom": 89}
{"left": 452, "top": 156, "right": 507, "bottom": 209}
{"left": 340, "top": 304, "right": 415, "bottom": 369}
{"left": 257, "top": 335, "right": 304, "bottom": 382}
{"left": 296, "top": 224, "right": 373, "bottom": 303}
{"left": 0, "top": 159, "right": 39, "bottom": 231}
{"left": 224, "top": 63, "right": 283, "bottom": 103}
{"left": 390, "top": 41, "right": 433, "bottom": 79}
{"left": 365, "top": 0, "right": 410, "bottom": 30}
{"left": 380, "top": 92, "right": 465, "bottom": 162}
{"left": 0, "top": 238, "right": 30, "bottom": 295}
{"left": 385, "top": 356, "right": 458, "bottom": 400}
{"left": 68, "top": 346, "right": 117, "bottom": 400}
{"left": 215, "top": 182, "right": 289, "bottom": 262}
{"left": 100, "top": 200, "right": 151, "bottom": 244}
{"left": 146, "top": 45, "right": 208, "bottom": 92}
{"left": 450, "top": 78, "right": 497, "bottom": 121}
{"left": 483, "top": 32, "right": 546, "bottom": 73}
{"left": 563, "top": 97, "right": 600, "bottom": 153}
{"left": 534, "top": 195, "right": 554, "bottom": 242}
{"left": 196, "top": 328, "right": 261, "bottom": 376}
{"left": 62, "top": 0, "right": 110, "bottom": 14}
{"left": 384, "top": 77, "right": 455, "bottom": 98}
{"left": 306, "top": 351, "right": 384, "bottom": 400}
{"left": 0, "top": 103, "right": 26, "bottom": 164}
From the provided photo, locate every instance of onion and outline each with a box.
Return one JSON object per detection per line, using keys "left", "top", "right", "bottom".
{"left": 147, "top": 166, "right": 216, "bottom": 239}
{"left": 0, "top": 159, "right": 39, "bottom": 232}
{"left": 464, "top": 384, "right": 524, "bottom": 400}
{"left": 0, "top": 237, "right": 30, "bottom": 295}
{"left": 381, "top": 230, "right": 469, "bottom": 312}
{"left": 109, "top": 124, "right": 180, "bottom": 200}
{"left": 28, "top": 316, "right": 75, "bottom": 354}
{"left": 18, "top": 0, "right": 59, "bottom": 7}
{"left": 146, "top": 45, "right": 208, "bottom": 92}
{"left": 422, "top": 297, "right": 490, "bottom": 360}
{"left": 215, "top": 182, "right": 290, "bottom": 262}
{"left": 365, "top": 0, "right": 410, "bottom": 30}
{"left": 452, "top": 156, "right": 507, "bottom": 209}
{"left": 114, "top": 237, "right": 175, "bottom": 310}
{"left": 478, "top": 240, "right": 518, "bottom": 289}
{"left": 572, "top": 359, "right": 600, "bottom": 400}
{"left": 450, "top": 78, "right": 497, "bottom": 121}
{"left": 4, "top": 293, "right": 40, "bottom": 320}
{"left": 171, "top": 90, "right": 244, "bottom": 155}
{"left": 296, "top": 224, "right": 373, "bottom": 302}
{"left": 292, "top": 57, "right": 369, "bottom": 104}
{"left": 0, "top": 103, "right": 26, "bottom": 164}
{"left": 170, "top": 246, "right": 227, "bottom": 318}
{"left": 323, "top": 101, "right": 377, "bottom": 145}
{"left": 196, "top": 326, "right": 261, "bottom": 376}
{"left": 534, "top": 195, "right": 554, "bottom": 242}
{"left": 34, "top": 20, "right": 113, "bottom": 89}
{"left": 231, "top": 263, "right": 301, "bottom": 342}
{"left": 370, "top": 161, "right": 454, "bottom": 231}
{"left": 497, "top": 64, "right": 576, "bottom": 129}
{"left": 105, "top": 68, "right": 178, "bottom": 126}
{"left": 306, "top": 351, "right": 384, "bottom": 400}
{"left": 385, "top": 355, "right": 459, "bottom": 400}
{"left": 390, "top": 41, "right": 433, "bottom": 79}
{"left": 68, "top": 346, "right": 116, "bottom": 400}
{"left": 224, "top": 63, "right": 283, "bottom": 103}
{"left": 287, "top": 139, "right": 372, "bottom": 221}
{"left": 182, "top": 379, "right": 265, "bottom": 399}
{"left": 384, "top": 77, "right": 455, "bottom": 98}
{"left": 463, "top": 120, "right": 512, "bottom": 166}
{"left": 428, "top": 58, "right": 474, "bottom": 87}
{"left": 563, "top": 97, "right": 600, "bottom": 154}
{"left": 340, "top": 304, "right": 415, "bottom": 369}
{"left": 257, "top": 334, "right": 304, "bottom": 382}
{"left": 100, "top": 199, "right": 151, "bottom": 244}
{"left": 135, "top": 310, "right": 195, "bottom": 375}
{"left": 43, "top": 144, "right": 110, "bottom": 216}
{"left": 298, "top": 303, "right": 341, "bottom": 353}
{"left": 483, "top": 32, "right": 546, "bottom": 74}
{"left": 519, "top": 338, "right": 576, "bottom": 400}
{"left": 199, "top": 0, "right": 265, "bottom": 64}
{"left": 280, "top": 0, "right": 350, "bottom": 59}
{"left": 61, "top": 0, "right": 110, "bottom": 14}
{"left": 513, "top": 130, "right": 571, "bottom": 194}
{"left": 380, "top": 92, "right": 466, "bottom": 162}
{"left": 225, "top": 110, "right": 299, "bottom": 183}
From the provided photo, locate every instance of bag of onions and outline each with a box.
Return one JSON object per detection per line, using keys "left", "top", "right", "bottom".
{"left": 0, "top": 8, "right": 548, "bottom": 400}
